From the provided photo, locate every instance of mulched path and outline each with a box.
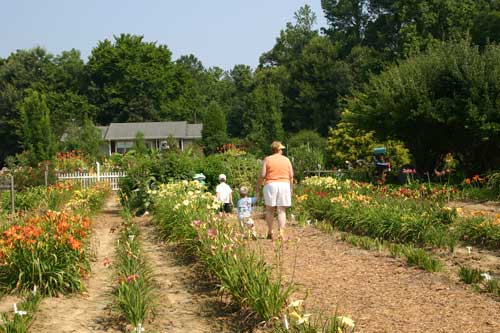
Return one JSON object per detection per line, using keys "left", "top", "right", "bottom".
{"left": 248, "top": 218, "right": 500, "bottom": 333}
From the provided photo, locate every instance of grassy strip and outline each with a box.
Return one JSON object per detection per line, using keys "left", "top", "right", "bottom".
{"left": 113, "top": 210, "right": 156, "bottom": 331}
{"left": 459, "top": 266, "right": 500, "bottom": 299}
{"left": 0, "top": 290, "right": 42, "bottom": 333}
{"left": 339, "top": 231, "right": 443, "bottom": 272}
{"left": 389, "top": 244, "right": 443, "bottom": 272}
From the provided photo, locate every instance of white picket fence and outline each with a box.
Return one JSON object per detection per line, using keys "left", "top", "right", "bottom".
{"left": 56, "top": 171, "right": 126, "bottom": 191}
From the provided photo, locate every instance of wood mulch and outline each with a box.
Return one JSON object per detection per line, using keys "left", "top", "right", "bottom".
{"left": 248, "top": 216, "right": 500, "bottom": 333}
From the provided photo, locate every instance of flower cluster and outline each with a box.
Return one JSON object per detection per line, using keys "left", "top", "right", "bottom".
{"left": 463, "top": 174, "right": 486, "bottom": 185}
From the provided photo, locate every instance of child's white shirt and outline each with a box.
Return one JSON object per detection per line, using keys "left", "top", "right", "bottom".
{"left": 216, "top": 183, "right": 232, "bottom": 203}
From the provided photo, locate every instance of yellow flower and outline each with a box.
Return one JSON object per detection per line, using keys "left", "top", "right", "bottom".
{"left": 289, "top": 311, "right": 301, "bottom": 321}
{"left": 337, "top": 316, "right": 355, "bottom": 328}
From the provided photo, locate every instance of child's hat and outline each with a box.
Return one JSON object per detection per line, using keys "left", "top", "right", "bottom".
{"left": 218, "top": 174, "right": 226, "bottom": 181}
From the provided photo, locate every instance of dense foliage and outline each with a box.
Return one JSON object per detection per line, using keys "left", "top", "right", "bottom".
{"left": 2, "top": 1, "right": 500, "bottom": 176}
{"left": 119, "top": 149, "right": 260, "bottom": 214}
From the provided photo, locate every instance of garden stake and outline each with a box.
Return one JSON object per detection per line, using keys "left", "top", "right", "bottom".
{"left": 282, "top": 314, "right": 289, "bottom": 330}
{"left": 135, "top": 323, "right": 145, "bottom": 332}
{"left": 466, "top": 246, "right": 472, "bottom": 254}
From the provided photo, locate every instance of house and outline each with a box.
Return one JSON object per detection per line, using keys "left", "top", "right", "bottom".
{"left": 98, "top": 121, "right": 202, "bottom": 155}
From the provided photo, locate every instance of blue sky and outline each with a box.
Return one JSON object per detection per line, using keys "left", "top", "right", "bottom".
{"left": 0, "top": 0, "right": 326, "bottom": 70}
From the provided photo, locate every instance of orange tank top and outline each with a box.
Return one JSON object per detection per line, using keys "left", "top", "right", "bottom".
{"left": 265, "top": 154, "right": 292, "bottom": 184}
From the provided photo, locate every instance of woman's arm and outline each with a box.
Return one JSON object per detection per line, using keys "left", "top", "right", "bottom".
{"left": 255, "top": 158, "right": 267, "bottom": 201}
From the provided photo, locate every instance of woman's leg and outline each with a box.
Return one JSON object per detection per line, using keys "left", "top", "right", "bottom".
{"left": 277, "top": 206, "right": 287, "bottom": 237}
{"left": 265, "top": 205, "right": 275, "bottom": 237}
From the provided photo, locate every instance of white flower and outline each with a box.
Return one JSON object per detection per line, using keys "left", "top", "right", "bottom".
{"left": 288, "top": 299, "right": 303, "bottom": 308}
{"left": 481, "top": 272, "right": 492, "bottom": 281}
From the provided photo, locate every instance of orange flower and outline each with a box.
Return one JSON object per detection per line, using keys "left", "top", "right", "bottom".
{"left": 127, "top": 274, "right": 139, "bottom": 282}
{"left": 57, "top": 220, "right": 70, "bottom": 234}
{"left": 68, "top": 235, "right": 81, "bottom": 250}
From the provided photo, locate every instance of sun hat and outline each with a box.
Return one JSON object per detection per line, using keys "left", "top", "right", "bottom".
{"left": 218, "top": 174, "right": 226, "bottom": 181}
{"left": 193, "top": 173, "right": 206, "bottom": 180}
{"left": 271, "top": 141, "right": 286, "bottom": 153}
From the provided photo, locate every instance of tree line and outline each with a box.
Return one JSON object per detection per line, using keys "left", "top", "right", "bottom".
{"left": 2, "top": 0, "right": 500, "bottom": 174}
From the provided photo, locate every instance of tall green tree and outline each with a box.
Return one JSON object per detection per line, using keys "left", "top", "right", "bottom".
{"left": 246, "top": 74, "right": 284, "bottom": 155}
{"left": 202, "top": 101, "right": 228, "bottom": 154}
{"left": 321, "top": 0, "right": 370, "bottom": 54}
{"left": 226, "top": 64, "right": 254, "bottom": 137}
{"left": 0, "top": 47, "right": 54, "bottom": 163}
{"left": 17, "top": 90, "right": 57, "bottom": 165}
{"left": 260, "top": 5, "right": 318, "bottom": 67}
{"left": 286, "top": 36, "right": 352, "bottom": 134}
{"left": 88, "top": 34, "right": 178, "bottom": 124}
{"left": 0, "top": 47, "right": 93, "bottom": 165}
{"left": 345, "top": 40, "right": 500, "bottom": 173}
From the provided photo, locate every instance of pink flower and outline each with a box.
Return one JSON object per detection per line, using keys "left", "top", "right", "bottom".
{"left": 127, "top": 274, "right": 139, "bottom": 282}
{"left": 103, "top": 257, "right": 111, "bottom": 267}
{"left": 191, "top": 220, "right": 202, "bottom": 228}
{"left": 207, "top": 228, "right": 217, "bottom": 239}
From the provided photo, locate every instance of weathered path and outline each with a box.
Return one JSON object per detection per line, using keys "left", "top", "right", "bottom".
{"left": 137, "top": 216, "right": 238, "bottom": 332}
{"left": 31, "top": 197, "right": 121, "bottom": 333}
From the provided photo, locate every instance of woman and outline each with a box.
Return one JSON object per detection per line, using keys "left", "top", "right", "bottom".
{"left": 256, "top": 141, "right": 294, "bottom": 240}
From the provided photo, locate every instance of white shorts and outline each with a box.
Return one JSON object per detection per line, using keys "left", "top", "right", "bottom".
{"left": 263, "top": 182, "right": 291, "bottom": 207}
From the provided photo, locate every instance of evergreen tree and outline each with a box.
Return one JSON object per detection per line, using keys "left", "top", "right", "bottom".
{"left": 202, "top": 101, "right": 228, "bottom": 154}
{"left": 18, "top": 90, "right": 57, "bottom": 165}
{"left": 247, "top": 82, "right": 284, "bottom": 155}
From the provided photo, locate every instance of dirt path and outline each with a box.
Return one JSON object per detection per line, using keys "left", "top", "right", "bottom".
{"left": 30, "top": 197, "right": 122, "bottom": 333}
{"left": 137, "top": 216, "right": 239, "bottom": 332}
{"left": 250, "top": 219, "right": 500, "bottom": 333}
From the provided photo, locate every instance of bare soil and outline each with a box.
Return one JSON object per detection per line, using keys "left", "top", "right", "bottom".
{"left": 30, "top": 197, "right": 122, "bottom": 333}
{"left": 137, "top": 216, "right": 240, "bottom": 332}
{"left": 28, "top": 198, "right": 241, "bottom": 332}
{"left": 249, "top": 215, "right": 500, "bottom": 333}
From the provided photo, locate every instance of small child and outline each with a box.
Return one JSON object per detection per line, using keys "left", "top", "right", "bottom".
{"left": 216, "top": 174, "right": 233, "bottom": 214}
{"left": 237, "top": 186, "right": 258, "bottom": 239}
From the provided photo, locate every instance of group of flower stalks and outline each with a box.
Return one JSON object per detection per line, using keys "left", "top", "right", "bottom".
{"left": 0, "top": 182, "right": 110, "bottom": 333}
{"left": 149, "top": 181, "right": 355, "bottom": 332}
{"left": 296, "top": 177, "right": 499, "bottom": 250}
{"left": 112, "top": 210, "right": 156, "bottom": 333}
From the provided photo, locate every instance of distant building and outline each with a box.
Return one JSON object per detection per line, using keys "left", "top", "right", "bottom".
{"left": 97, "top": 121, "right": 202, "bottom": 155}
